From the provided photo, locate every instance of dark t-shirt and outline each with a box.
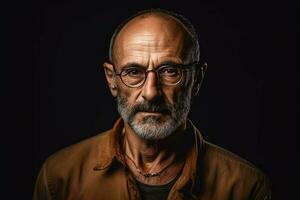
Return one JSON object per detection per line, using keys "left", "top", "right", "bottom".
{"left": 136, "top": 176, "right": 179, "bottom": 200}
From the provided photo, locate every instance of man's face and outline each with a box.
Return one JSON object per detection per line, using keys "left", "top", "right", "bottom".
{"left": 107, "top": 15, "right": 196, "bottom": 140}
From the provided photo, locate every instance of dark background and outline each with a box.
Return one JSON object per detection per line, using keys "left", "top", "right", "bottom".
{"left": 2, "top": 0, "right": 299, "bottom": 199}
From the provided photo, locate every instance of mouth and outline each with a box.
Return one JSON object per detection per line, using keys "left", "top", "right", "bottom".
{"left": 131, "top": 103, "right": 171, "bottom": 117}
{"left": 138, "top": 111, "right": 164, "bottom": 116}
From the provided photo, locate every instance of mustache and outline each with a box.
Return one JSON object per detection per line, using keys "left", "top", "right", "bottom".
{"left": 130, "top": 101, "right": 171, "bottom": 115}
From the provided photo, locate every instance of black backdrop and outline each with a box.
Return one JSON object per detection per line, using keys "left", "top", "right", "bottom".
{"left": 2, "top": 1, "right": 299, "bottom": 199}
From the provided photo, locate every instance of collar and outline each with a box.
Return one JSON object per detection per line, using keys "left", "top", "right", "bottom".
{"left": 93, "top": 118, "right": 125, "bottom": 170}
{"left": 93, "top": 118, "right": 205, "bottom": 190}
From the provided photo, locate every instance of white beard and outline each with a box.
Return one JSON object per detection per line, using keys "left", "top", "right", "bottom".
{"left": 116, "top": 88, "right": 192, "bottom": 140}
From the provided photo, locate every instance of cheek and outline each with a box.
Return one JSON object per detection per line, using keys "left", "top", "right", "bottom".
{"left": 162, "top": 85, "right": 187, "bottom": 105}
{"left": 162, "top": 74, "right": 194, "bottom": 104}
{"left": 117, "top": 83, "right": 140, "bottom": 104}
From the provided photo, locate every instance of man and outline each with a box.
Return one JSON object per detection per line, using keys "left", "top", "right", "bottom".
{"left": 34, "top": 9, "right": 271, "bottom": 200}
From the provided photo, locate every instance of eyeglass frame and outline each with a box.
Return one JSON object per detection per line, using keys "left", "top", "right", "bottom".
{"left": 111, "top": 61, "right": 201, "bottom": 88}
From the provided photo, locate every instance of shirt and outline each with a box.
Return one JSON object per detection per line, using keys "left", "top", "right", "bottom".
{"left": 136, "top": 175, "right": 178, "bottom": 200}
{"left": 33, "top": 118, "right": 271, "bottom": 199}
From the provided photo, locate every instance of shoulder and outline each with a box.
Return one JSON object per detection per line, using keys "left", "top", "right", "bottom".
{"left": 203, "top": 141, "right": 264, "bottom": 176}
{"left": 43, "top": 129, "right": 112, "bottom": 177}
{"left": 201, "top": 141, "right": 271, "bottom": 198}
{"left": 33, "top": 130, "right": 114, "bottom": 199}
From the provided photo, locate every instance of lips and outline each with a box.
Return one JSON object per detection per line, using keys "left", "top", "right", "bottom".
{"left": 130, "top": 100, "right": 172, "bottom": 116}
{"left": 137, "top": 108, "right": 170, "bottom": 114}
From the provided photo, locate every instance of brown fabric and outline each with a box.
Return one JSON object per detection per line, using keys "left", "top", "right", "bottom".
{"left": 33, "top": 118, "right": 271, "bottom": 200}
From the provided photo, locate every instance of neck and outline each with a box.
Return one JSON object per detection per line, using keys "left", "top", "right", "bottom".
{"left": 123, "top": 122, "right": 186, "bottom": 169}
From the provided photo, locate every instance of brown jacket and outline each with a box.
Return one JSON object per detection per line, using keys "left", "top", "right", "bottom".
{"left": 33, "top": 119, "right": 271, "bottom": 200}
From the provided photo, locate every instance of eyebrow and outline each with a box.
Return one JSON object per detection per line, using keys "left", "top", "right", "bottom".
{"left": 119, "top": 62, "right": 145, "bottom": 69}
{"left": 119, "top": 60, "right": 184, "bottom": 69}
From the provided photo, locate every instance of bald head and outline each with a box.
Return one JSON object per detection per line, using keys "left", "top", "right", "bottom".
{"left": 112, "top": 13, "right": 194, "bottom": 66}
{"left": 109, "top": 9, "right": 200, "bottom": 64}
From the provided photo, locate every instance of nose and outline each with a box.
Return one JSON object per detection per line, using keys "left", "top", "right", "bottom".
{"left": 141, "top": 71, "right": 160, "bottom": 101}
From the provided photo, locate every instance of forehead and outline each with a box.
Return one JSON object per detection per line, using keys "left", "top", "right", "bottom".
{"left": 113, "top": 14, "right": 193, "bottom": 67}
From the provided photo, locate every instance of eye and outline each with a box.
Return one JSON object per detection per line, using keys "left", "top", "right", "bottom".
{"left": 159, "top": 66, "right": 180, "bottom": 77}
{"left": 122, "top": 67, "right": 144, "bottom": 77}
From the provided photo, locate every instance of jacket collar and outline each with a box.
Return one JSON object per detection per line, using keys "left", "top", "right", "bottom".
{"left": 93, "top": 118, "right": 205, "bottom": 190}
{"left": 172, "top": 119, "right": 205, "bottom": 191}
{"left": 93, "top": 118, "right": 125, "bottom": 170}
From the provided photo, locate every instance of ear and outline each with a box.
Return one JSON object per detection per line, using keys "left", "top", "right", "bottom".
{"left": 192, "top": 62, "right": 207, "bottom": 96}
{"left": 103, "top": 62, "right": 118, "bottom": 97}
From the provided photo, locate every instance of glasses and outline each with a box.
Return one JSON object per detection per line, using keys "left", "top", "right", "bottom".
{"left": 113, "top": 62, "right": 198, "bottom": 88}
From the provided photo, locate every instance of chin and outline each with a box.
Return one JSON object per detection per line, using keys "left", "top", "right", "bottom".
{"left": 135, "top": 112, "right": 168, "bottom": 124}
{"left": 130, "top": 116, "right": 178, "bottom": 140}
